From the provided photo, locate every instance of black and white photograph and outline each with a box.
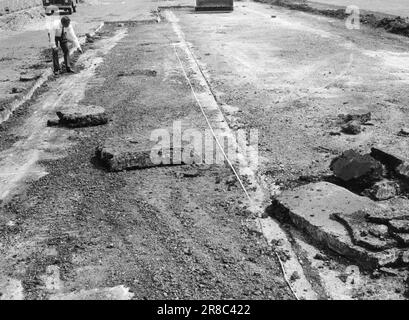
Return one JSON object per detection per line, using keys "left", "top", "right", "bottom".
{"left": 0, "top": 0, "right": 409, "bottom": 306}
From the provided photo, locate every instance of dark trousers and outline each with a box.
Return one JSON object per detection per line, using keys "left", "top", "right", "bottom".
{"left": 54, "top": 37, "right": 71, "bottom": 72}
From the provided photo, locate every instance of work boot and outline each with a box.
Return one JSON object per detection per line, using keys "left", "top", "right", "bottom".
{"left": 66, "top": 68, "right": 75, "bottom": 74}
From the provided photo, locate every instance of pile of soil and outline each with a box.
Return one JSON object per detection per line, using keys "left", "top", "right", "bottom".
{"left": 0, "top": 6, "right": 45, "bottom": 31}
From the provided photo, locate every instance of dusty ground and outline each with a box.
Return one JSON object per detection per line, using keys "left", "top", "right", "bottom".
{"left": 1, "top": 0, "right": 409, "bottom": 300}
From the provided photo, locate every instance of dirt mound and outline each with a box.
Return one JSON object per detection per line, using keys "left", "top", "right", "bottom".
{"left": 0, "top": 6, "right": 45, "bottom": 31}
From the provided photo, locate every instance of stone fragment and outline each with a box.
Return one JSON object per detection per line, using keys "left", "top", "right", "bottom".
{"left": 96, "top": 137, "right": 201, "bottom": 172}
{"left": 368, "top": 224, "right": 389, "bottom": 238}
{"left": 11, "top": 87, "right": 24, "bottom": 94}
{"left": 50, "top": 285, "right": 134, "bottom": 300}
{"left": 47, "top": 119, "right": 60, "bottom": 127}
{"left": 339, "top": 110, "right": 371, "bottom": 124}
{"left": 388, "top": 220, "right": 409, "bottom": 233}
{"left": 19, "top": 73, "right": 40, "bottom": 82}
{"left": 341, "top": 120, "right": 361, "bottom": 134}
{"left": 398, "top": 128, "right": 409, "bottom": 136}
{"left": 393, "top": 233, "right": 409, "bottom": 247}
{"left": 56, "top": 105, "right": 108, "bottom": 128}
{"left": 366, "top": 208, "right": 409, "bottom": 224}
{"left": 371, "top": 146, "right": 409, "bottom": 179}
{"left": 332, "top": 211, "right": 397, "bottom": 251}
{"left": 369, "top": 180, "right": 399, "bottom": 200}
{"left": 402, "top": 251, "right": 409, "bottom": 265}
{"left": 269, "top": 182, "right": 390, "bottom": 269}
{"left": 330, "top": 149, "right": 383, "bottom": 182}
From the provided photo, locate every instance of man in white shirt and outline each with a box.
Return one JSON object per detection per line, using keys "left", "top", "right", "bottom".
{"left": 48, "top": 16, "right": 82, "bottom": 74}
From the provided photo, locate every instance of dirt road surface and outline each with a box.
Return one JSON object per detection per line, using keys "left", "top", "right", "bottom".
{"left": 1, "top": 0, "right": 409, "bottom": 300}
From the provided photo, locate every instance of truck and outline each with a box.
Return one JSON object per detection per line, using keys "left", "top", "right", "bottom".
{"left": 43, "top": 0, "right": 77, "bottom": 15}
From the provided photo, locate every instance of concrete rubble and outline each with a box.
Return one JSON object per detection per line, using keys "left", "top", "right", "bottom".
{"left": 269, "top": 181, "right": 406, "bottom": 269}
{"left": 50, "top": 105, "right": 109, "bottom": 128}
{"left": 330, "top": 149, "right": 383, "bottom": 183}
{"left": 96, "top": 136, "right": 202, "bottom": 172}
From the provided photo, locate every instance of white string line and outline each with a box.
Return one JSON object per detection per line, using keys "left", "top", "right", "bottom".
{"left": 172, "top": 44, "right": 251, "bottom": 201}
{"left": 172, "top": 43, "right": 299, "bottom": 300}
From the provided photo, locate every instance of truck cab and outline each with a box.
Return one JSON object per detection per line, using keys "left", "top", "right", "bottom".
{"left": 43, "top": 0, "right": 77, "bottom": 15}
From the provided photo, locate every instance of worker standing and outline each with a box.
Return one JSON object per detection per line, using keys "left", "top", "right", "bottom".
{"left": 48, "top": 16, "right": 82, "bottom": 74}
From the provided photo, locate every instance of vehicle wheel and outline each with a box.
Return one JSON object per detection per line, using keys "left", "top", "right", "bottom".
{"left": 67, "top": 8, "right": 72, "bottom": 15}
{"left": 72, "top": 5, "right": 76, "bottom": 13}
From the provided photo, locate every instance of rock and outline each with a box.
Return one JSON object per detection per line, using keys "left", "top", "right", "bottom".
{"left": 366, "top": 208, "right": 409, "bottom": 224}
{"left": 368, "top": 224, "right": 389, "bottom": 238}
{"left": 380, "top": 267, "right": 400, "bottom": 276}
{"left": 402, "top": 251, "right": 409, "bottom": 265}
{"left": 388, "top": 220, "right": 409, "bottom": 233}
{"left": 47, "top": 119, "right": 60, "bottom": 127}
{"left": 96, "top": 137, "right": 201, "bottom": 172}
{"left": 289, "top": 271, "right": 300, "bottom": 282}
{"left": 19, "top": 73, "right": 40, "bottom": 82}
{"left": 11, "top": 87, "right": 24, "bottom": 94}
{"left": 371, "top": 146, "right": 409, "bottom": 179}
{"left": 180, "top": 169, "right": 200, "bottom": 178}
{"left": 330, "top": 149, "right": 383, "bottom": 182}
{"left": 398, "top": 128, "right": 409, "bottom": 136}
{"left": 393, "top": 233, "right": 409, "bottom": 247}
{"left": 341, "top": 120, "right": 361, "bottom": 134}
{"left": 56, "top": 105, "right": 108, "bottom": 128}
{"left": 339, "top": 110, "right": 371, "bottom": 124}
{"left": 313, "top": 253, "right": 328, "bottom": 261}
{"left": 269, "top": 181, "right": 394, "bottom": 269}
{"left": 332, "top": 211, "right": 397, "bottom": 251}
{"left": 50, "top": 285, "right": 134, "bottom": 300}
{"left": 369, "top": 180, "right": 399, "bottom": 200}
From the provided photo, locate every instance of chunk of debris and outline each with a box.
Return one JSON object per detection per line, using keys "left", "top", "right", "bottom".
{"left": 50, "top": 285, "right": 134, "bottom": 300}
{"left": 339, "top": 110, "right": 371, "bottom": 124}
{"left": 368, "top": 180, "right": 399, "bottom": 200}
{"left": 341, "top": 120, "right": 361, "bottom": 134}
{"left": 332, "top": 211, "right": 397, "bottom": 251}
{"left": 393, "top": 233, "right": 409, "bottom": 246}
{"left": 366, "top": 207, "right": 409, "bottom": 224}
{"left": 313, "top": 253, "right": 328, "bottom": 261}
{"left": 47, "top": 119, "right": 60, "bottom": 127}
{"left": 19, "top": 73, "right": 40, "bottom": 82}
{"left": 11, "top": 87, "right": 24, "bottom": 94}
{"left": 371, "top": 146, "right": 409, "bottom": 179}
{"left": 56, "top": 105, "right": 108, "bottom": 128}
{"left": 330, "top": 149, "right": 383, "bottom": 183}
{"left": 402, "top": 251, "right": 409, "bottom": 265}
{"left": 388, "top": 220, "right": 409, "bottom": 233}
{"left": 96, "top": 137, "right": 201, "bottom": 172}
{"left": 269, "top": 181, "right": 398, "bottom": 269}
{"left": 398, "top": 128, "right": 409, "bottom": 137}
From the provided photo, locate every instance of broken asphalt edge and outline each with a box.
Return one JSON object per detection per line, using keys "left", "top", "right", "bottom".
{"left": 0, "top": 21, "right": 105, "bottom": 125}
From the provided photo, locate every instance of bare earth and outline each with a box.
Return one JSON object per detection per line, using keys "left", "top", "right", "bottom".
{"left": 1, "top": 0, "right": 409, "bottom": 300}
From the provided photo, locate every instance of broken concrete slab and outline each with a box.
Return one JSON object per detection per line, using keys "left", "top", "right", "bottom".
{"left": 366, "top": 208, "right": 409, "bottom": 224}
{"left": 341, "top": 120, "right": 361, "bottom": 134}
{"left": 371, "top": 146, "right": 409, "bottom": 179}
{"left": 393, "top": 233, "right": 409, "bottom": 247}
{"left": 50, "top": 285, "right": 134, "bottom": 300}
{"left": 269, "top": 182, "right": 398, "bottom": 269}
{"left": 332, "top": 211, "right": 397, "bottom": 251}
{"left": 330, "top": 149, "right": 383, "bottom": 182}
{"left": 389, "top": 219, "right": 409, "bottom": 233}
{"left": 19, "top": 73, "right": 40, "bottom": 82}
{"left": 96, "top": 137, "right": 202, "bottom": 172}
{"left": 368, "top": 180, "right": 399, "bottom": 200}
{"left": 56, "top": 105, "right": 108, "bottom": 128}
{"left": 339, "top": 110, "right": 371, "bottom": 124}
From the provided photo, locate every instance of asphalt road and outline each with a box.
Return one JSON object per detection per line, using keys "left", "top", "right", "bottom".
{"left": 1, "top": 0, "right": 409, "bottom": 300}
